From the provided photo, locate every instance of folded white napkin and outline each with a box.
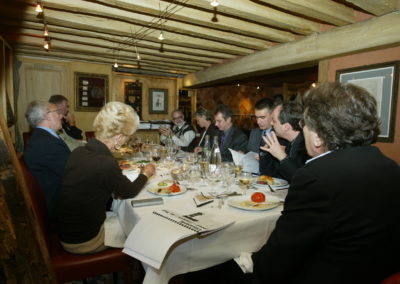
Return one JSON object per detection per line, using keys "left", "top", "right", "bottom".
{"left": 234, "top": 252, "right": 254, "bottom": 273}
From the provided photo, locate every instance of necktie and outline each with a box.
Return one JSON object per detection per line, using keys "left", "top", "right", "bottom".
{"left": 220, "top": 133, "right": 225, "bottom": 148}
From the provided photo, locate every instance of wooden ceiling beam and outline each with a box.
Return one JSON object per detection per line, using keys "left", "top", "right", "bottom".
{"left": 34, "top": 0, "right": 288, "bottom": 45}
{"left": 344, "top": 0, "right": 398, "bottom": 16}
{"left": 183, "top": 11, "right": 400, "bottom": 87}
{"left": 168, "top": 0, "right": 320, "bottom": 35}
{"left": 257, "top": 0, "right": 355, "bottom": 26}
{"left": 73, "top": 0, "right": 295, "bottom": 43}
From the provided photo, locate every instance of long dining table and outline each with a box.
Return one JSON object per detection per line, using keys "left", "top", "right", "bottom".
{"left": 114, "top": 159, "right": 287, "bottom": 284}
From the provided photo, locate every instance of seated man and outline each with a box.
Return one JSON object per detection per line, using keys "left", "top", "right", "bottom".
{"left": 24, "top": 100, "right": 71, "bottom": 216}
{"left": 49, "top": 94, "right": 83, "bottom": 140}
{"left": 247, "top": 98, "right": 273, "bottom": 153}
{"left": 159, "top": 109, "right": 196, "bottom": 152}
{"left": 214, "top": 104, "right": 248, "bottom": 162}
{"left": 251, "top": 82, "right": 400, "bottom": 284}
{"left": 260, "top": 101, "right": 309, "bottom": 181}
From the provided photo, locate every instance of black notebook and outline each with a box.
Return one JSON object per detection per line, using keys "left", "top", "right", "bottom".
{"left": 123, "top": 209, "right": 235, "bottom": 269}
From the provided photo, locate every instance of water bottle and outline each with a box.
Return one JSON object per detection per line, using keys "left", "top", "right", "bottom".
{"left": 210, "top": 136, "right": 222, "bottom": 166}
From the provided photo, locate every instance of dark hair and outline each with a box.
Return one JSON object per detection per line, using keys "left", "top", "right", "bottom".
{"left": 278, "top": 101, "right": 303, "bottom": 131}
{"left": 194, "top": 107, "right": 212, "bottom": 121}
{"left": 214, "top": 104, "right": 233, "bottom": 120}
{"left": 49, "top": 94, "right": 68, "bottom": 104}
{"left": 254, "top": 98, "right": 273, "bottom": 112}
{"left": 303, "top": 82, "right": 379, "bottom": 150}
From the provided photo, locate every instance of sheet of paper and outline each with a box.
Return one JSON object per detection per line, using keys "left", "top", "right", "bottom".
{"left": 104, "top": 211, "right": 126, "bottom": 248}
{"left": 229, "top": 149, "right": 259, "bottom": 174}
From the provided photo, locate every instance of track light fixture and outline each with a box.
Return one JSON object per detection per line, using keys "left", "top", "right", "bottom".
{"left": 210, "top": 0, "right": 219, "bottom": 7}
{"left": 35, "top": 0, "right": 43, "bottom": 13}
{"left": 158, "top": 31, "right": 165, "bottom": 41}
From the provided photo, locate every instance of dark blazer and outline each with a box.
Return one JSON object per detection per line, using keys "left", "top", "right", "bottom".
{"left": 62, "top": 117, "right": 83, "bottom": 140}
{"left": 247, "top": 128, "right": 262, "bottom": 153}
{"left": 219, "top": 126, "right": 248, "bottom": 162}
{"left": 23, "top": 128, "right": 71, "bottom": 215}
{"left": 259, "top": 132, "right": 308, "bottom": 181}
{"left": 252, "top": 146, "right": 400, "bottom": 284}
{"left": 197, "top": 124, "right": 219, "bottom": 149}
{"left": 56, "top": 138, "right": 147, "bottom": 244}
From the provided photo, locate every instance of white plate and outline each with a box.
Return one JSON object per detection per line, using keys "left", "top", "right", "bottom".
{"left": 147, "top": 184, "right": 187, "bottom": 196}
{"left": 228, "top": 196, "right": 281, "bottom": 211}
{"left": 253, "top": 177, "right": 288, "bottom": 190}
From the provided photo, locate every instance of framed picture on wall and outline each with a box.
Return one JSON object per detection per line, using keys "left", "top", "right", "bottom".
{"left": 75, "top": 72, "right": 109, "bottom": 112}
{"left": 125, "top": 81, "right": 142, "bottom": 118}
{"left": 336, "top": 61, "right": 399, "bottom": 143}
{"left": 149, "top": 88, "right": 168, "bottom": 114}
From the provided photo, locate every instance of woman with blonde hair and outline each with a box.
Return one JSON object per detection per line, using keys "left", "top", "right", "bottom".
{"left": 56, "top": 101, "right": 155, "bottom": 254}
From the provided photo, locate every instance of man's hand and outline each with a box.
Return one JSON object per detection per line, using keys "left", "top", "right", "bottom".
{"left": 141, "top": 164, "right": 156, "bottom": 178}
{"left": 159, "top": 126, "right": 172, "bottom": 136}
{"left": 260, "top": 131, "right": 287, "bottom": 161}
{"left": 194, "top": 147, "right": 202, "bottom": 153}
{"left": 65, "top": 112, "right": 76, "bottom": 126}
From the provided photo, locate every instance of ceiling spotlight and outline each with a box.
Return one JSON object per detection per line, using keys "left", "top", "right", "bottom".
{"left": 35, "top": 1, "right": 43, "bottom": 13}
{"left": 44, "top": 24, "right": 48, "bottom": 36}
{"left": 210, "top": 0, "right": 219, "bottom": 7}
{"left": 114, "top": 62, "right": 118, "bottom": 68}
{"left": 257, "top": 86, "right": 260, "bottom": 90}
{"left": 237, "top": 83, "right": 240, "bottom": 87}
{"left": 159, "top": 42, "right": 165, "bottom": 53}
{"left": 43, "top": 39, "right": 50, "bottom": 51}
{"left": 158, "top": 31, "right": 165, "bottom": 41}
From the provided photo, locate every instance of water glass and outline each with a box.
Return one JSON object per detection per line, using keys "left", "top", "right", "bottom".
{"left": 238, "top": 172, "right": 252, "bottom": 194}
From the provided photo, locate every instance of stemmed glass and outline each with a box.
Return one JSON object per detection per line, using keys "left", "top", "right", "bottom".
{"left": 207, "top": 165, "right": 223, "bottom": 187}
{"left": 234, "top": 160, "right": 243, "bottom": 177}
{"left": 238, "top": 172, "right": 252, "bottom": 195}
{"left": 221, "top": 163, "right": 235, "bottom": 188}
{"left": 151, "top": 149, "right": 161, "bottom": 163}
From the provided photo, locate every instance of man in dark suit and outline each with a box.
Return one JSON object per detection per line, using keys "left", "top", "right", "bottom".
{"left": 251, "top": 82, "right": 400, "bottom": 284}
{"left": 24, "top": 100, "right": 71, "bottom": 216}
{"left": 260, "top": 101, "right": 309, "bottom": 181}
{"left": 49, "top": 94, "right": 83, "bottom": 140}
{"left": 214, "top": 104, "right": 248, "bottom": 162}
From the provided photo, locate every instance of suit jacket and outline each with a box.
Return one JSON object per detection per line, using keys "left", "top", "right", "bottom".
{"left": 259, "top": 132, "right": 308, "bottom": 181}
{"left": 247, "top": 128, "right": 262, "bottom": 153}
{"left": 219, "top": 126, "right": 248, "bottom": 162}
{"left": 23, "top": 128, "right": 71, "bottom": 216}
{"left": 252, "top": 146, "right": 400, "bottom": 284}
{"left": 62, "top": 117, "right": 83, "bottom": 140}
{"left": 197, "top": 124, "right": 219, "bottom": 149}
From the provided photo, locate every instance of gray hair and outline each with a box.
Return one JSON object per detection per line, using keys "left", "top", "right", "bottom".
{"left": 25, "top": 100, "right": 48, "bottom": 127}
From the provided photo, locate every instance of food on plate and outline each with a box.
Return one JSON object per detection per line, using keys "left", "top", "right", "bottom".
{"left": 117, "top": 146, "right": 133, "bottom": 154}
{"left": 251, "top": 192, "right": 266, "bottom": 203}
{"left": 157, "top": 181, "right": 168, "bottom": 187}
{"left": 156, "top": 183, "right": 181, "bottom": 194}
{"left": 257, "top": 175, "right": 273, "bottom": 185}
{"left": 118, "top": 160, "right": 137, "bottom": 170}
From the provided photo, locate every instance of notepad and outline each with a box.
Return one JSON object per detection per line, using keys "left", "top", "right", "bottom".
{"left": 123, "top": 209, "right": 235, "bottom": 269}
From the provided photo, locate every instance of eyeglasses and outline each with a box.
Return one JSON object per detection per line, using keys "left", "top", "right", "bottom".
{"left": 47, "top": 108, "right": 62, "bottom": 115}
{"left": 172, "top": 116, "right": 183, "bottom": 121}
{"left": 298, "top": 119, "right": 305, "bottom": 129}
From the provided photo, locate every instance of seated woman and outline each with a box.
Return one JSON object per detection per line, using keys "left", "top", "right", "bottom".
{"left": 193, "top": 107, "right": 218, "bottom": 153}
{"left": 56, "top": 101, "right": 155, "bottom": 254}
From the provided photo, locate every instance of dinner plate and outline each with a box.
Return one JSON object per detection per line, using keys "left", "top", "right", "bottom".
{"left": 119, "top": 160, "right": 139, "bottom": 171}
{"left": 147, "top": 184, "right": 187, "bottom": 196}
{"left": 253, "top": 177, "right": 288, "bottom": 189}
{"left": 228, "top": 196, "right": 281, "bottom": 211}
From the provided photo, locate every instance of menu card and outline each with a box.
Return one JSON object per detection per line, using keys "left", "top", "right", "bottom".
{"left": 123, "top": 209, "right": 235, "bottom": 269}
{"left": 229, "top": 149, "right": 259, "bottom": 174}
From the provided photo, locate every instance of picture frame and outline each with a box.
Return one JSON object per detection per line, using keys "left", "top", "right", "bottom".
{"left": 125, "top": 81, "right": 142, "bottom": 118}
{"left": 75, "top": 72, "right": 109, "bottom": 112}
{"left": 336, "top": 61, "right": 399, "bottom": 143}
{"left": 149, "top": 88, "right": 168, "bottom": 114}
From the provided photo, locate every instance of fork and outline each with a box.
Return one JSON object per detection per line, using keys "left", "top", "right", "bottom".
{"left": 266, "top": 183, "right": 275, "bottom": 192}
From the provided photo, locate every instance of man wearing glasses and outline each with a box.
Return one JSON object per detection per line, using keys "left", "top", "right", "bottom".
{"left": 24, "top": 101, "right": 71, "bottom": 217}
{"left": 159, "top": 109, "right": 196, "bottom": 152}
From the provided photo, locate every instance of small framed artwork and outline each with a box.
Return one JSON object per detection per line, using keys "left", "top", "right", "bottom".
{"left": 125, "top": 81, "right": 142, "bottom": 118}
{"left": 75, "top": 72, "right": 109, "bottom": 112}
{"left": 149, "top": 88, "right": 168, "bottom": 114}
{"left": 336, "top": 61, "right": 399, "bottom": 142}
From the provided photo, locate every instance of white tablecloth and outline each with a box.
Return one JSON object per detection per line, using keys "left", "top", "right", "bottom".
{"left": 117, "top": 166, "right": 284, "bottom": 284}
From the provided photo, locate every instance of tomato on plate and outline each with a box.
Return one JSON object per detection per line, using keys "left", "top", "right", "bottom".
{"left": 251, "top": 192, "right": 266, "bottom": 203}
{"left": 170, "top": 183, "right": 180, "bottom": 193}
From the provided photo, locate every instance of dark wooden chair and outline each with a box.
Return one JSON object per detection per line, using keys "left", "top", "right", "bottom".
{"left": 18, "top": 156, "right": 135, "bottom": 283}
{"left": 85, "top": 131, "right": 95, "bottom": 141}
{"left": 381, "top": 273, "right": 400, "bottom": 284}
{"left": 22, "top": 131, "right": 32, "bottom": 150}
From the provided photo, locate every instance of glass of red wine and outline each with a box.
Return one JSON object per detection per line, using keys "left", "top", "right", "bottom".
{"left": 151, "top": 149, "right": 161, "bottom": 163}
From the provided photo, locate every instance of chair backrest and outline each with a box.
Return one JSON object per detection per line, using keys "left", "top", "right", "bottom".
{"left": 22, "top": 132, "right": 32, "bottom": 150}
{"left": 18, "top": 155, "right": 51, "bottom": 249}
{"left": 85, "top": 131, "right": 95, "bottom": 141}
{"left": 381, "top": 273, "right": 400, "bottom": 284}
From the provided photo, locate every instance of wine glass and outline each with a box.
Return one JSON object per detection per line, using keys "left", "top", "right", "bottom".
{"left": 238, "top": 172, "right": 252, "bottom": 195}
{"left": 188, "top": 164, "right": 201, "bottom": 183}
{"left": 151, "top": 149, "right": 161, "bottom": 163}
{"left": 221, "top": 164, "right": 235, "bottom": 188}
{"left": 207, "top": 165, "right": 222, "bottom": 187}
{"left": 199, "top": 156, "right": 209, "bottom": 179}
{"left": 234, "top": 160, "right": 243, "bottom": 177}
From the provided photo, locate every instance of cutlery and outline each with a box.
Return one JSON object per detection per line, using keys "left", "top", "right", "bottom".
{"left": 266, "top": 183, "right": 275, "bottom": 192}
